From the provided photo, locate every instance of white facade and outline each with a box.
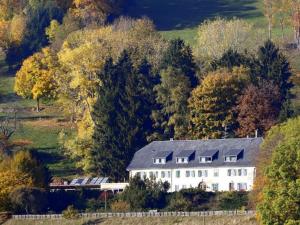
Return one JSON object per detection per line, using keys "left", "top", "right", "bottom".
{"left": 130, "top": 166, "right": 256, "bottom": 192}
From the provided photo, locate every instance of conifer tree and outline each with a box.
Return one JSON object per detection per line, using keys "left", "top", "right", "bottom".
{"left": 254, "top": 40, "right": 293, "bottom": 121}
{"left": 92, "top": 52, "right": 155, "bottom": 180}
{"left": 152, "top": 67, "right": 192, "bottom": 140}
{"left": 255, "top": 40, "right": 293, "bottom": 101}
{"left": 161, "top": 39, "right": 198, "bottom": 87}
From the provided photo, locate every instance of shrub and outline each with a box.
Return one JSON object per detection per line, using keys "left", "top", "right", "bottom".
{"left": 86, "top": 198, "right": 104, "bottom": 212}
{"left": 218, "top": 191, "right": 248, "bottom": 210}
{"left": 62, "top": 205, "right": 80, "bottom": 220}
{"left": 167, "top": 193, "right": 192, "bottom": 211}
{"left": 110, "top": 200, "right": 130, "bottom": 212}
{"left": 10, "top": 187, "right": 48, "bottom": 214}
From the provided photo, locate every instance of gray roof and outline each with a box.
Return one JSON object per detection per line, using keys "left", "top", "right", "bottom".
{"left": 154, "top": 151, "right": 172, "bottom": 158}
{"left": 127, "top": 138, "right": 263, "bottom": 170}
{"left": 225, "top": 149, "right": 243, "bottom": 156}
{"left": 176, "top": 150, "right": 195, "bottom": 158}
{"left": 199, "top": 149, "right": 219, "bottom": 157}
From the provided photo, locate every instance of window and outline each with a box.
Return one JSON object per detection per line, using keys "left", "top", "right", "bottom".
{"left": 204, "top": 170, "right": 208, "bottom": 177}
{"left": 200, "top": 157, "right": 212, "bottom": 163}
{"left": 167, "top": 171, "right": 171, "bottom": 178}
{"left": 176, "top": 170, "right": 180, "bottom": 178}
{"left": 176, "top": 157, "right": 188, "bottom": 164}
{"left": 142, "top": 172, "right": 146, "bottom": 179}
{"left": 225, "top": 156, "right": 237, "bottom": 162}
{"left": 191, "top": 171, "right": 195, "bottom": 177}
{"left": 161, "top": 171, "right": 165, "bottom": 178}
{"left": 149, "top": 171, "right": 154, "bottom": 178}
{"left": 186, "top": 170, "right": 190, "bottom": 177}
{"left": 213, "top": 169, "right": 219, "bottom": 177}
{"left": 227, "top": 169, "right": 231, "bottom": 176}
{"left": 198, "top": 170, "right": 202, "bottom": 177}
{"left": 238, "top": 169, "right": 242, "bottom": 176}
{"left": 155, "top": 171, "right": 159, "bottom": 178}
{"left": 237, "top": 183, "right": 247, "bottom": 191}
{"left": 229, "top": 182, "right": 235, "bottom": 191}
{"left": 212, "top": 183, "right": 219, "bottom": 191}
{"left": 153, "top": 158, "right": 166, "bottom": 164}
{"left": 182, "top": 185, "right": 187, "bottom": 189}
{"left": 136, "top": 172, "right": 141, "bottom": 177}
{"left": 243, "top": 169, "right": 247, "bottom": 176}
{"left": 175, "top": 185, "right": 180, "bottom": 192}
{"left": 228, "top": 169, "right": 237, "bottom": 176}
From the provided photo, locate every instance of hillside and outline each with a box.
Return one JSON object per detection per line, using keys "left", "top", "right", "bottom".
{"left": 126, "top": 0, "right": 265, "bottom": 45}
{"left": 0, "top": 0, "right": 300, "bottom": 178}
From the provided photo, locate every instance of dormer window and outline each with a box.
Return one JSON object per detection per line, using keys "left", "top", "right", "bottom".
{"left": 153, "top": 151, "right": 172, "bottom": 164}
{"left": 225, "top": 156, "right": 237, "bottom": 162}
{"left": 176, "top": 157, "right": 188, "bottom": 164}
{"left": 200, "top": 156, "right": 212, "bottom": 163}
{"left": 199, "top": 150, "right": 219, "bottom": 163}
{"left": 224, "top": 149, "right": 244, "bottom": 162}
{"left": 176, "top": 150, "right": 195, "bottom": 164}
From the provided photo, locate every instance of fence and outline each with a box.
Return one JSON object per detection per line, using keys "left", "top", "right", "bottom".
{"left": 12, "top": 210, "right": 255, "bottom": 220}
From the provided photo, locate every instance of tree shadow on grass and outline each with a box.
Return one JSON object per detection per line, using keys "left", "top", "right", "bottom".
{"left": 82, "top": 218, "right": 106, "bottom": 225}
{"left": 126, "top": 0, "right": 262, "bottom": 30}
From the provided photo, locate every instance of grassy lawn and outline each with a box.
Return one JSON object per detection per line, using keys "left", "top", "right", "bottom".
{"left": 0, "top": 74, "right": 77, "bottom": 177}
{"left": 5, "top": 215, "right": 258, "bottom": 225}
{"left": 126, "top": 0, "right": 266, "bottom": 45}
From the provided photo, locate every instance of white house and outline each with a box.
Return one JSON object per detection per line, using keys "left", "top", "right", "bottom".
{"left": 127, "top": 138, "right": 262, "bottom": 192}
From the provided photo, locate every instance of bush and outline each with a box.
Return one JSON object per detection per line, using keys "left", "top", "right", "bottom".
{"left": 218, "top": 191, "right": 249, "bottom": 210}
{"left": 118, "top": 176, "right": 169, "bottom": 210}
{"left": 85, "top": 198, "right": 104, "bottom": 212}
{"left": 9, "top": 187, "right": 48, "bottom": 214}
{"left": 166, "top": 193, "right": 192, "bottom": 211}
{"left": 62, "top": 205, "right": 80, "bottom": 220}
{"left": 110, "top": 200, "right": 130, "bottom": 212}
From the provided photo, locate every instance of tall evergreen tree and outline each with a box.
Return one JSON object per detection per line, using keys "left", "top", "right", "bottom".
{"left": 211, "top": 49, "right": 252, "bottom": 71}
{"left": 161, "top": 39, "right": 198, "bottom": 87}
{"left": 255, "top": 40, "right": 293, "bottom": 101}
{"left": 151, "top": 67, "right": 192, "bottom": 140}
{"left": 92, "top": 52, "right": 155, "bottom": 180}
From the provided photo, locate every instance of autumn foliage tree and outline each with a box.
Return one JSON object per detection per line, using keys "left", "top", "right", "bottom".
{"left": 15, "top": 47, "right": 58, "bottom": 111}
{"left": 0, "top": 150, "right": 50, "bottom": 211}
{"left": 188, "top": 67, "right": 248, "bottom": 139}
{"left": 256, "top": 117, "right": 300, "bottom": 225}
{"left": 236, "top": 82, "right": 281, "bottom": 137}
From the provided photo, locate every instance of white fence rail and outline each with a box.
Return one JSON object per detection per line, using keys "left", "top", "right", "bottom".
{"left": 12, "top": 210, "right": 255, "bottom": 220}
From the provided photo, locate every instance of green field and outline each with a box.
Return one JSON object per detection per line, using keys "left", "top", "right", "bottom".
{"left": 5, "top": 215, "right": 258, "bottom": 225}
{"left": 127, "top": 0, "right": 266, "bottom": 45}
{"left": 126, "top": 0, "right": 294, "bottom": 47}
{"left": 0, "top": 75, "right": 77, "bottom": 178}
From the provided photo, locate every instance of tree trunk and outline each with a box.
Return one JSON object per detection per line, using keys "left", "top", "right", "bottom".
{"left": 36, "top": 98, "right": 40, "bottom": 112}
{"left": 280, "top": 21, "right": 285, "bottom": 43}
{"left": 268, "top": 19, "right": 272, "bottom": 40}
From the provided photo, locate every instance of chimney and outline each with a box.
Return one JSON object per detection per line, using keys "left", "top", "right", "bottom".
{"left": 255, "top": 130, "right": 258, "bottom": 138}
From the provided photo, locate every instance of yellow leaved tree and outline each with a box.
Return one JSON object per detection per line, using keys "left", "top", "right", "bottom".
{"left": 14, "top": 47, "right": 59, "bottom": 112}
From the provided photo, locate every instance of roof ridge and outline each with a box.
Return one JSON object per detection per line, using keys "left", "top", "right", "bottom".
{"left": 152, "top": 137, "right": 262, "bottom": 143}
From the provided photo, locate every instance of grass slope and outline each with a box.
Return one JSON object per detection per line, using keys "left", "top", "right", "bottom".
{"left": 0, "top": 75, "right": 77, "bottom": 178}
{"left": 5, "top": 215, "right": 258, "bottom": 225}
{"left": 126, "top": 0, "right": 265, "bottom": 45}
